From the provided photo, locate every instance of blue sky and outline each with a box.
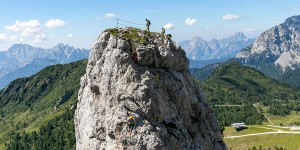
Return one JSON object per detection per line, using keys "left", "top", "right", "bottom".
{"left": 0, "top": 0, "right": 299, "bottom": 50}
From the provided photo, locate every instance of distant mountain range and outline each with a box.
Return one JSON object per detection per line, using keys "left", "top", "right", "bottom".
{"left": 180, "top": 32, "right": 255, "bottom": 61}
{"left": 0, "top": 43, "right": 90, "bottom": 89}
{"left": 236, "top": 15, "right": 300, "bottom": 77}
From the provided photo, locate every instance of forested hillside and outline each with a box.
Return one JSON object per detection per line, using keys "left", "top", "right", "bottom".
{"left": 196, "top": 62, "right": 300, "bottom": 126}
{"left": 0, "top": 60, "right": 87, "bottom": 149}
{"left": 198, "top": 62, "right": 300, "bottom": 105}
{"left": 280, "top": 68, "right": 300, "bottom": 88}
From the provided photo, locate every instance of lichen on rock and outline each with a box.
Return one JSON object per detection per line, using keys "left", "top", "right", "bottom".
{"left": 75, "top": 27, "right": 227, "bottom": 150}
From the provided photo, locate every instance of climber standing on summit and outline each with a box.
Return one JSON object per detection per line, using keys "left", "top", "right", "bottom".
{"left": 146, "top": 19, "right": 151, "bottom": 31}
{"left": 128, "top": 115, "right": 135, "bottom": 137}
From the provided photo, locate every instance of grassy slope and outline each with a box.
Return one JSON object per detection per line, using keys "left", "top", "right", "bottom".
{"left": 223, "top": 126, "right": 275, "bottom": 136}
{"left": 0, "top": 60, "right": 87, "bottom": 149}
{"left": 264, "top": 111, "right": 300, "bottom": 126}
{"left": 225, "top": 134, "right": 300, "bottom": 149}
{"left": 193, "top": 62, "right": 300, "bottom": 149}
{"left": 224, "top": 111, "right": 300, "bottom": 149}
{"left": 197, "top": 62, "right": 300, "bottom": 105}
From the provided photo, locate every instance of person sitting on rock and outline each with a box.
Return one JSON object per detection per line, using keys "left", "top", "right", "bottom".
{"left": 128, "top": 115, "right": 135, "bottom": 137}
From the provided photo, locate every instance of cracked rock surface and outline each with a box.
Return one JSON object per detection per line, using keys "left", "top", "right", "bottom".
{"left": 75, "top": 28, "right": 227, "bottom": 150}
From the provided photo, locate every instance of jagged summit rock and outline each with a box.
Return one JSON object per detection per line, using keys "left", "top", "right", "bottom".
{"left": 75, "top": 27, "right": 226, "bottom": 150}
{"left": 96, "top": 27, "right": 189, "bottom": 71}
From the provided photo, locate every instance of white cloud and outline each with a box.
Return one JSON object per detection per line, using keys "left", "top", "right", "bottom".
{"left": 5, "top": 20, "right": 41, "bottom": 36}
{"left": 205, "top": 26, "right": 211, "bottom": 29}
{"left": 0, "top": 34, "right": 7, "bottom": 41}
{"left": 20, "top": 37, "right": 24, "bottom": 42}
{"left": 222, "top": 14, "right": 240, "bottom": 21}
{"left": 185, "top": 18, "right": 198, "bottom": 26}
{"left": 66, "top": 33, "right": 74, "bottom": 38}
{"left": 9, "top": 35, "right": 18, "bottom": 41}
{"left": 163, "top": 23, "right": 175, "bottom": 29}
{"left": 34, "top": 33, "right": 47, "bottom": 43}
{"left": 45, "top": 19, "right": 66, "bottom": 29}
{"left": 244, "top": 28, "right": 257, "bottom": 32}
{"left": 104, "top": 13, "right": 117, "bottom": 18}
{"left": 97, "top": 13, "right": 119, "bottom": 19}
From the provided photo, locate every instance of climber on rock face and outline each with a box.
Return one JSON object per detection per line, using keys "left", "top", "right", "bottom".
{"left": 128, "top": 115, "right": 135, "bottom": 137}
{"left": 132, "top": 52, "right": 138, "bottom": 62}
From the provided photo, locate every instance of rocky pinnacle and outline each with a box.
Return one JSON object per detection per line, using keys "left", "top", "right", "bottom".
{"left": 75, "top": 28, "right": 227, "bottom": 150}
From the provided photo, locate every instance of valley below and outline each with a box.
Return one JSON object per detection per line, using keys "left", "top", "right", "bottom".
{"left": 224, "top": 110, "right": 300, "bottom": 149}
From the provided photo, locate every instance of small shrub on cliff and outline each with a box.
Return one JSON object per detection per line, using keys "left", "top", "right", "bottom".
{"left": 140, "top": 37, "right": 147, "bottom": 45}
{"left": 104, "top": 28, "right": 118, "bottom": 36}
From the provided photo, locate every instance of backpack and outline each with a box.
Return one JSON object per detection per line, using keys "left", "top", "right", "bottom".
{"left": 129, "top": 119, "right": 134, "bottom": 125}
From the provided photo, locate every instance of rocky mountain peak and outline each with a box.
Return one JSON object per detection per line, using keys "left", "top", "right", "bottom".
{"left": 283, "top": 15, "right": 300, "bottom": 27}
{"left": 229, "top": 32, "right": 247, "bottom": 41}
{"left": 93, "top": 27, "right": 189, "bottom": 71}
{"left": 0, "top": 43, "right": 90, "bottom": 89}
{"left": 53, "top": 43, "right": 70, "bottom": 48}
{"left": 236, "top": 15, "right": 300, "bottom": 72}
{"left": 75, "top": 27, "right": 226, "bottom": 149}
{"left": 191, "top": 36, "right": 206, "bottom": 42}
{"left": 8, "top": 43, "right": 35, "bottom": 52}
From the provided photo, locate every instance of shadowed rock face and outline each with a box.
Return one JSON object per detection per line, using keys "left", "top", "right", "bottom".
{"left": 75, "top": 28, "right": 227, "bottom": 150}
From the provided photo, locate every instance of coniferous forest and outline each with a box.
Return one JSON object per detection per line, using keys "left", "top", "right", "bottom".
{"left": 0, "top": 60, "right": 87, "bottom": 149}
{"left": 7, "top": 109, "right": 75, "bottom": 150}
{"left": 194, "top": 63, "right": 300, "bottom": 126}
